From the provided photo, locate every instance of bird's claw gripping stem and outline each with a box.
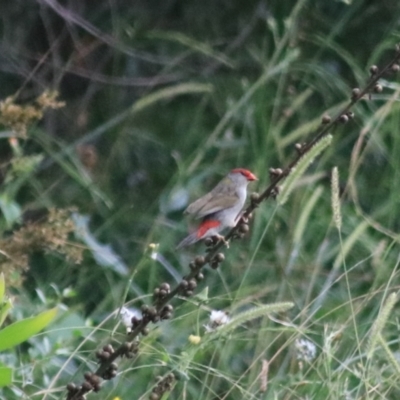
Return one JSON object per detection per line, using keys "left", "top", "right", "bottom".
{"left": 213, "top": 234, "right": 229, "bottom": 248}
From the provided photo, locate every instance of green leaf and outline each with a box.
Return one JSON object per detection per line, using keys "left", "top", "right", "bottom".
{"left": 0, "top": 194, "right": 21, "bottom": 227}
{"left": 0, "top": 366, "right": 12, "bottom": 387}
{"left": 195, "top": 287, "right": 209, "bottom": 302}
{"left": 0, "top": 307, "right": 58, "bottom": 352}
{"left": 0, "top": 274, "right": 12, "bottom": 328}
{"left": 0, "top": 298, "right": 12, "bottom": 328}
{"left": 0, "top": 273, "right": 4, "bottom": 302}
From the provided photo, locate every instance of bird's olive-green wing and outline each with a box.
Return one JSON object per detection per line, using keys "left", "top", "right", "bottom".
{"left": 184, "top": 177, "right": 239, "bottom": 218}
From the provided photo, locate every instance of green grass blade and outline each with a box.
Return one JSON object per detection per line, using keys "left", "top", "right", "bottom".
{"left": 132, "top": 83, "right": 213, "bottom": 114}
{"left": 146, "top": 30, "right": 233, "bottom": 67}
{"left": 210, "top": 302, "right": 294, "bottom": 337}
{"left": 278, "top": 134, "right": 333, "bottom": 205}
{"left": 367, "top": 292, "right": 398, "bottom": 359}
{"left": 293, "top": 185, "right": 324, "bottom": 245}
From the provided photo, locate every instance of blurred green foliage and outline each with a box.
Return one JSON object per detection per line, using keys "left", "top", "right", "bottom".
{"left": 1, "top": 0, "right": 400, "bottom": 398}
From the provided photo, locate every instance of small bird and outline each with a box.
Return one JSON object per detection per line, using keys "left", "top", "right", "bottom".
{"left": 176, "top": 168, "right": 257, "bottom": 249}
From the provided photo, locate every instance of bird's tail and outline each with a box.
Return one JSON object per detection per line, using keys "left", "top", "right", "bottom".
{"left": 176, "top": 232, "right": 200, "bottom": 250}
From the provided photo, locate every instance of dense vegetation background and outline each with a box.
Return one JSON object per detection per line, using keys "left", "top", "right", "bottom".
{"left": 1, "top": 0, "right": 400, "bottom": 399}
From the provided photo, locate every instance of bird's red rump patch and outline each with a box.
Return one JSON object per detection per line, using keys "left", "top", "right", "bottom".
{"left": 197, "top": 220, "right": 221, "bottom": 238}
{"left": 231, "top": 168, "right": 258, "bottom": 181}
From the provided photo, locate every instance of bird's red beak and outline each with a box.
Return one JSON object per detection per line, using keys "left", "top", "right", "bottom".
{"left": 247, "top": 172, "right": 258, "bottom": 181}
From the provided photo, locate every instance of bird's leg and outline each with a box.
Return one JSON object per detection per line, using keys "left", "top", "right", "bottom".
{"left": 235, "top": 211, "right": 249, "bottom": 224}
{"left": 212, "top": 234, "right": 229, "bottom": 248}
{"left": 241, "top": 215, "right": 249, "bottom": 223}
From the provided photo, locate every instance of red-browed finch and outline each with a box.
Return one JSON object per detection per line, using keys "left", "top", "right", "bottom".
{"left": 176, "top": 168, "right": 257, "bottom": 249}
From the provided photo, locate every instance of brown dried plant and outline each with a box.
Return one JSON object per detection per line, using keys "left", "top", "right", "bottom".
{"left": 0, "top": 90, "right": 65, "bottom": 138}
{"left": 0, "top": 208, "right": 83, "bottom": 286}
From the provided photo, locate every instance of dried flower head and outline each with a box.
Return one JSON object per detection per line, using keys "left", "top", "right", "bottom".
{"left": 149, "top": 243, "right": 159, "bottom": 260}
{"left": 120, "top": 307, "right": 141, "bottom": 333}
{"left": 331, "top": 167, "right": 342, "bottom": 230}
{"left": 0, "top": 91, "right": 64, "bottom": 138}
{"left": 35, "top": 90, "right": 65, "bottom": 110}
{"left": 204, "top": 310, "right": 231, "bottom": 333}
{"left": 0, "top": 208, "right": 82, "bottom": 286}
{"left": 294, "top": 338, "right": 317, "bottom": 363}
{"left": 188, "top": 334, "right": 201, "bottom": 344}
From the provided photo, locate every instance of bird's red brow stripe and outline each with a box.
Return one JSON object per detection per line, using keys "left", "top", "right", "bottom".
{"left": 197, "top": 220, "right": 220, "bottom": 238}
{"left": 231, "top": 168, "right": 257, "bottom": 180}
